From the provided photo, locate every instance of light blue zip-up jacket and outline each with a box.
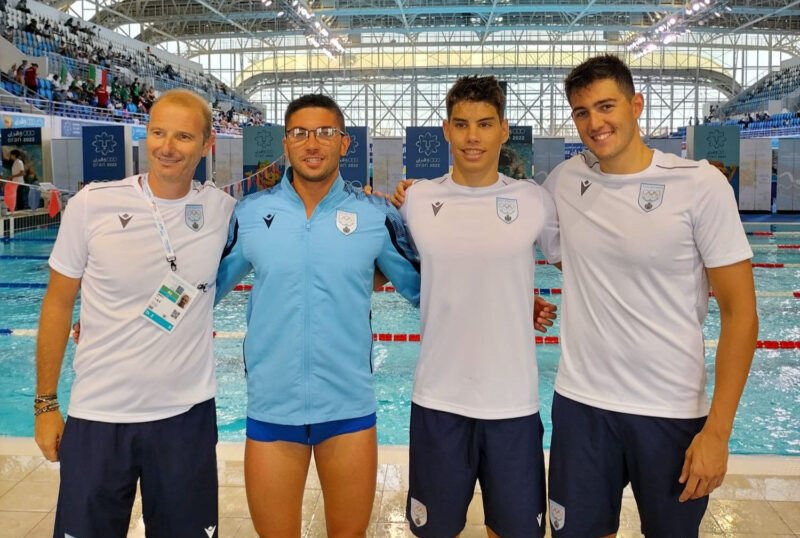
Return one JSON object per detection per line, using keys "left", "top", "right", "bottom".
{"left": 216, "top": 168, "right": 420, "bottom": 425}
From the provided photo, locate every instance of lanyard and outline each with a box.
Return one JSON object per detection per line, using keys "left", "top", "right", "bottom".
{"left": 140, "top": 174, "right": 178, "bottom": 271}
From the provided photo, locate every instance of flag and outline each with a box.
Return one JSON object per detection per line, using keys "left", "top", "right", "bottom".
{"left": 3, "top": 182, "right": 18, "bottom": 212}
{"left": 88, "top": 65, "right": 107, "bottom": 87}
{"left": 28, "top": 186, "right": 41, "bottom": 210}
{"left": 48, "top": 188, "right": 61, "bottom": 217}
{"left": 60, "top": 63, "right": 74, "bottom": 88}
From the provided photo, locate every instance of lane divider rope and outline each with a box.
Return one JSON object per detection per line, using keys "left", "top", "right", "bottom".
{"left": 3, "top": 258, "right": 797, "bottom": 268}
{"left": 1, "top": 329, "right": 798, "bottom": 349}
{"left": 3, "top": 282, "right": 797, "bottom": 296}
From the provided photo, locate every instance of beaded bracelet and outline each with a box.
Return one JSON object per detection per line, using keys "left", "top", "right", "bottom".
{"left": 34, "top": 402, "right": 60, "bottom": 416}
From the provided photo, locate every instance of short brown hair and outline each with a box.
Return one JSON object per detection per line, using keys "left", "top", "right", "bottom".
{"left": 446, "top": 76, "right": 506, "bottom": 120}
{"left": 564, "top": 54, "right": 636, "bottom": 104}
{"left": 284, "top": 94, "right": 346, "bottom": 131}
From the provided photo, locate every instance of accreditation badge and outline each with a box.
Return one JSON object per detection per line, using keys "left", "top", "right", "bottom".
{"left": 141, "top": 271, "right": 200, "bottom": 333}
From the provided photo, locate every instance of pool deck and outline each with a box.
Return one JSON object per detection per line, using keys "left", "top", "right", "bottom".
{"left": 0, "top": 438, "right": 798, "bottom": 537}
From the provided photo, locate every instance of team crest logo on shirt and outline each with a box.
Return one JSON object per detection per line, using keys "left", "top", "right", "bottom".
{"left": 549, "top": 499, "right": 566, "bottom": 531}
{"left": 336, "top": 210, "right": 357, "bottom": 235}
{"left": 185, "top": 204, "right": 204, "bottom": 231}
{"left": 496, "top": 197, "right": 518, "bottom": 224}
{"left": 638, "top": 183, "right": 665, "bottom": 212}
{"left": 409, "top": 497, "right": 427, "bottom": 527}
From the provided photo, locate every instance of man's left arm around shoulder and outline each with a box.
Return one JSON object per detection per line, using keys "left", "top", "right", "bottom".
{"left": 375, "top": 206, "right": 420, "bottom": 307}
{"left": 678, "top": 258, "right": 758, "bottom": 502}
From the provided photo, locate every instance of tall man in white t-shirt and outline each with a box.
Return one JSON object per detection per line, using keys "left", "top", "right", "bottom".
{"left": 543, "top": 54, "right": 758, "bottom": 538}
{"left": 34, "top": 89, "right": 234, "bottom": 537}
{"left": 395, "top": 76, "right": 561, "bottom": 538}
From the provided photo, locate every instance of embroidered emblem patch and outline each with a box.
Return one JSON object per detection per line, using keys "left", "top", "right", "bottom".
{"left": 549, "top": 499, "right": 566, "bottom": 531}
{"left": 638, "top": 183, "right": 665, "bottom": 212}
{"left": 409, "top": 497, "right": 427, "bottom": 527}
{"left": 185, "top": 204, "right": 204, "bottom": 231}
{"left": 496, "top": 197, "right": 518, "bottom": 224}
{"left": 336, "top": 210, "right": 357, "bottom": 235}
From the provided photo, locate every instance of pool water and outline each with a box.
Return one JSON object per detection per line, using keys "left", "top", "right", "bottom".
{"left": 1, "top": 224, "right": 799, "bottom": 454}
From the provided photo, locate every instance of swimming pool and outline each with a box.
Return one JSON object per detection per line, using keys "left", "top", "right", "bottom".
{"left": 1, "top": 222, "right": 799, "bottom": 454}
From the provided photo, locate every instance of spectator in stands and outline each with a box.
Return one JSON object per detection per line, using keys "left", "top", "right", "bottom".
{"left": 24, "top": 62, "right": 37, "bottom": 93}
{"left": 14, "top": 61, "right": 26, "bottom": 84}
{"left": 2, "top": 26, "right": 13, "bottom": 41}
{"left": 95, "top": 84, "right": 109, "bottom": 108}
{"left": 141, "top": 86, "right": 156, "bottom": 110}
{"left": 16, "top": 0, "right": 29, "bottom": 13}
{"left": 65, "top": 81, "right": 80, "bottom": 103}
{"left": 739, "top": 113, "right": 753, "bottom": 129}
{"left": 7, "top": 63, "right": 17, "bottom": 78}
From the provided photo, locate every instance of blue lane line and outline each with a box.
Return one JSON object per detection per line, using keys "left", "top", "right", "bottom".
{"left": 0, "top": 255, "right": 49, "bottom": 260}
{"left": 0, "top": 283, "right": 47, "bottom": 288}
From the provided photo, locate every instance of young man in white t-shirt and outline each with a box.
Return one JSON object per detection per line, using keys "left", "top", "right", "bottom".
{"left": 543, "top": 54, "right": 758, "bottom": 538}
{"left": 35, "top": 90, "right": 234, "bottom": 537}
{"left": 395, "top": 76, "right": 560, "bottom": 538}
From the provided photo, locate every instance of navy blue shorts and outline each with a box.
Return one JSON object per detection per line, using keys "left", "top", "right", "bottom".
{"left": 246, "top": 413, "right": 376, "bottom": 445}
{"left": 548, "top": 392, "right": 709, "bottom": 538}
{"left": 54, "top": 399, "right": 218, "bottom": 538}
{"left": 406, "top": 403, "right": 546, "bottom": 538}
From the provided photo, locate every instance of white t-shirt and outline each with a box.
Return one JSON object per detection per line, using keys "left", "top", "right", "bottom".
{"left": 399, "top": 173, "right": 560, "bottom": 419}
{"left": 543, "top": 150, "right": 753, "bottom": 418}
{"left": 11, "top": 158, "right": 24, "bottom": 182}
{"left": 49, "top": 175, "right": 235, "bottom": 422}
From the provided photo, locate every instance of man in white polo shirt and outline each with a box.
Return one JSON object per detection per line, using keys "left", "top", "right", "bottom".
{"left": 395, "top": 75, "right": 560, "bottom": 538}
{"left": 34, "top": 89, "right": 234, "bottom": 537}
{"left": 544, "top": 54, "right": 758, "bottom": 538}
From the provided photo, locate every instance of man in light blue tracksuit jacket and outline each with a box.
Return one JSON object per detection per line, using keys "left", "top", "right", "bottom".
{"left": 215, "top": 94, "right": 420, "bottom": 537}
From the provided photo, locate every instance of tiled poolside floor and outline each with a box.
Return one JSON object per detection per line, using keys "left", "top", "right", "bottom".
{"left": 1, "top": 439, "right": 798, "bottom": 537}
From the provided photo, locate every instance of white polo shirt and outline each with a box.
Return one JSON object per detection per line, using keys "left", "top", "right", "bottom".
{"left": 49, "top": 175, "right": 235, "bottom": 422}
{"left": 399, "top": 173, "right": 561, "bottom": 419}
{"left": 543, "top": 150, "right": 753, "bottom": 418}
